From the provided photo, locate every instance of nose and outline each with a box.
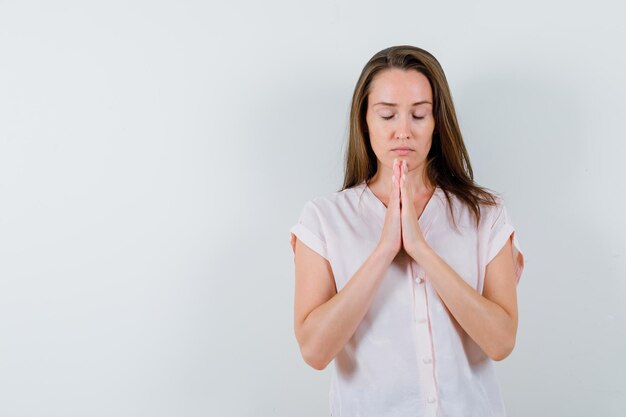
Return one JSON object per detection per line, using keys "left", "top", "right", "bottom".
{"left": 395, "top": 114, "right": 411, "bottom": 140}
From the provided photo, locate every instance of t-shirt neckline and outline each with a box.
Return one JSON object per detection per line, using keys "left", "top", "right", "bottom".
{"left": 361, "top": 181, "right": 441, "bottom": 233}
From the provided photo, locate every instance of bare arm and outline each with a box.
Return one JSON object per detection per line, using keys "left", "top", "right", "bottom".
{"left": 293, "top": 239, "right": 396, "bottom": 370}
{"left": 412, "top": 236, "right": 519, "bottom": 361}
{"left": 293, "top": 159, "right": 403, "bottom": 370}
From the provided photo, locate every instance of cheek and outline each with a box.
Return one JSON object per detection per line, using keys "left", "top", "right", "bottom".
{"left": 367, "top": 124, "right": 386, "bottom": 142}
{"left": 369, "top": 135, "right": 387, "bottom": 157}
{"left": 414, "top": 123, "right": 436, "bottom": 139}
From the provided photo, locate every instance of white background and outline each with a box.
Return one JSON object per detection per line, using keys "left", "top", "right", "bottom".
{"left": 1, "top": 1, "right": 625, "bottom": 416}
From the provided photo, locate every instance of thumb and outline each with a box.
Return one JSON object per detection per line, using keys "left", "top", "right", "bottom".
{"left": 391, "top": 158, "right": 401, "bottom": 209}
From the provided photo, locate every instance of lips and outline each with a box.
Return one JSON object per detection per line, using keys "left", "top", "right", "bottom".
{"left": 392, "top": 148, "right": 413, "bottom": 151}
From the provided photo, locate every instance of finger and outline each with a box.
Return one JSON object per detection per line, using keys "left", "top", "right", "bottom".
{"left": 400, "top": 160, "right": 407, "bottom": 202}
{"left": 396, "top": 159, "right": 403, "bottom": 205}
{"left": 391, "top": 158, "right": 399, "bottom": 204}
{"left": 402, "top": 161, "right": 414, "bottom": 214}
{"left": 391, "top": 158, "right": 397, "bottom": 203}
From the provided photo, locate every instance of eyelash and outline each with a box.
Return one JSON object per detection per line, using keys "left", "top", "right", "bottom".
{"left": 381, "top": 115, "right": 425, "bottom": 120}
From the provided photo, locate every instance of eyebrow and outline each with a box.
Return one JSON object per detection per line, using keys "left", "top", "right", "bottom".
{"left": 373, "top": 101, "right": 432, "bottom": 107}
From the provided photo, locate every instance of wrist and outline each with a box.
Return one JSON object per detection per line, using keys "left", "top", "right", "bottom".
{"left": 408, "top": 242, "right": 434, "bottom": 264}
{"left": 374, "top": 243, "right": 399, "bottom": 264}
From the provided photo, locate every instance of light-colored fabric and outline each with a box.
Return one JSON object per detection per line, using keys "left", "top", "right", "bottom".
{"left": 289, "top": 181, "right": 525, "bottom": 417}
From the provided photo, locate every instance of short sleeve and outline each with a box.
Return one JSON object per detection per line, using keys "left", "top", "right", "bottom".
{"left": 289, "top": 200, "right": 329, "bottom": 261}
{"left": 485, "top": 199, "right": 525, "bottom": 285}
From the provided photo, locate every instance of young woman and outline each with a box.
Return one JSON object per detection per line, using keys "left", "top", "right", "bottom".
{"left": 289, "top": 45, "right": 525, "bottom": 417}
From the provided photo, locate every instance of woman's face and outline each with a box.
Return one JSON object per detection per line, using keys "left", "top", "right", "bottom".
{"left": 365, "top": 68, "right": 436, "bottom": 173}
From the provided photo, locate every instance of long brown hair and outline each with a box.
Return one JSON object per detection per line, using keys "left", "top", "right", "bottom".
{"left": 341, "top": 45, "right": 499, "bottom": 230}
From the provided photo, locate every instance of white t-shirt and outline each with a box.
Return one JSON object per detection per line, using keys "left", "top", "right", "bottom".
{"left": 289, "top": 181, "right": 525, "bottom": 417}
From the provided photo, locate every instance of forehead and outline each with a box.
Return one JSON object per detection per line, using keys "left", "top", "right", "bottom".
{"left": 368, "top": 68, "right": 433, "bottom": 104}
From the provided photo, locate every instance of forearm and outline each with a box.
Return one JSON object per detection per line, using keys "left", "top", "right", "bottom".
{"left": 416, "top": 247, "right": 516, "bottom": 361}
{"left": 299, "top": 245, "right": 395, "bottom": 370}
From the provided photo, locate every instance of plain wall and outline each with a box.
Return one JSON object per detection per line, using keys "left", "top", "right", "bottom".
{"left": 1, "top": 1, "right": 624, "bottom": 416}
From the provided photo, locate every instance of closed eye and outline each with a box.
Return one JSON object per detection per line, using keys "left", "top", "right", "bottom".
{"left": 381, "top": 115, "right": 425, "bottom": 120}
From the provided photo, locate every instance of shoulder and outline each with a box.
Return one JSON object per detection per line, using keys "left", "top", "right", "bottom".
{"left": 304, "top": 183, "right": 365, "bottom": 215}
{"left": 477, "top": 192, "right": 512, "bottom": 234}
{"left": 438, "top": 187, "right": 505, "bottom": 229}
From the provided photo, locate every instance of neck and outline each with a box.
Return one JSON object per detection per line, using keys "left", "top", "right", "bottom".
{"left": 367, "top": 164, "right": 434, "bottom": 199}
